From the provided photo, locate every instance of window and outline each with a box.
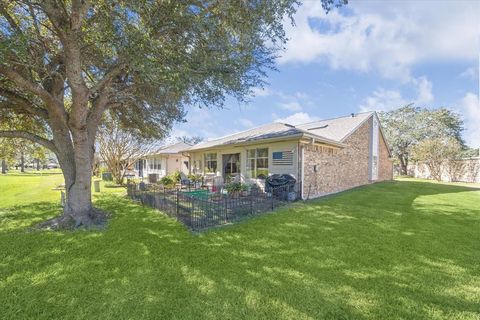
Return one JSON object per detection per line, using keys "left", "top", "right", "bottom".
{"left": 204, "top": 153, "right": 217, "bottom": 173}
{"left": 223, "top": 153, "right": 240, "bottom": 175}
{"left": 246, "top": 148, "right": 268, "bottom": 179}
{"left": 149, "top": 158, "right": 161, "bottom": 170}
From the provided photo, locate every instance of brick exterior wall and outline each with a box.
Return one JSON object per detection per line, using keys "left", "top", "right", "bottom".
{"left": 302, "top": 116, "right": 393, "bottom": 199}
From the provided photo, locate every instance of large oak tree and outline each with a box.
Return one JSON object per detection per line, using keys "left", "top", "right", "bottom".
{"left": 379, "top": 105, "right": 464, "bottom": 175}
{"left": 0, "top": 1, "right": 346, "bottom": 227}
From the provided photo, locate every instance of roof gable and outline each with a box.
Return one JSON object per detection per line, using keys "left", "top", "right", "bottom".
{"left": 296, "top": 112, "right": 374, "bottom": 142}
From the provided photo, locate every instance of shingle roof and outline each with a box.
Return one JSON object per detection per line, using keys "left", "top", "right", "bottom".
{"left": 153, "top": 141, "right": 192, "bottom": 155}
{"left": 185, "top": 121, "right": 347, "bottom": 152}
{"left": 296, "top": 112, "right": 374, "bottom": 142}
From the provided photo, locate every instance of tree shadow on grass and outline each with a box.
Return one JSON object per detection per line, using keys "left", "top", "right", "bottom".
{"left": 0, "top": 182, "right": 479, "bottom": 319}
{"left": 0, "top": 202, "right": 60, "bottom": 232}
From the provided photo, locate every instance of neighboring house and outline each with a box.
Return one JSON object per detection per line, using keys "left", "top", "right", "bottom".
{"left": 134, "top": 141, "right": 191, "bottom": 179}
{"left": 181, "top": 111, "right": 393, "bottom": 199}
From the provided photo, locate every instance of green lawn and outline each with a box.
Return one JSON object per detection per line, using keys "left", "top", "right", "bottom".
{"left": 0, "top": 174, "right": 479, "bottom": 319}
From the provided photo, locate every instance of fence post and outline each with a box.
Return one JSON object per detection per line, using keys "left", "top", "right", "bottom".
{"left": 224, "top": 197, "right": 228, "bottom": 223}
{"left": 175, "top": 189, "right": 179, "bottom": 218}
{"left": 271, "top": 188, "right": 274, "bottom": 210}
{"left": 250, "top": 194, "right": 253, "bottom": 215}
{"left": 190, "top": 197, "right": 194, "bottom": 230}
{"left": 152, "top": 185, "right": 156, "bottom": 209}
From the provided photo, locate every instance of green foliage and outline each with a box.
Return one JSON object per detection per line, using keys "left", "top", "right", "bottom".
{"left": 187, "top": 174, "right": 203, "bottom": 183}
{"left": 379, "top": 105, "right": 464, "bottom": 174}
{"left": 0, "top": 0, "right": 310, "bottom": 139}
{"left": 160, "top": 175, "right": 175, "bottom": 188}
{"left": 171, "top": 171, "right": 181, "bottom": 183}
{"left": 225, "top": 182, "right": 249, "bottom": 193}
{"left": 0, "top": 175, "right": 479, "bottom": 319}
{"left": 412, "top": 137, "right": 464, "bottom": 181}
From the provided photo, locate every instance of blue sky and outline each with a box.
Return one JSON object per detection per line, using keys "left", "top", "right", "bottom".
{"left": 172, "top": 0, "right": 480, "bottom": 148}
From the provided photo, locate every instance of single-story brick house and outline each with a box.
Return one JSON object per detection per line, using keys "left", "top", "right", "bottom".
{"left": 134, "top": 141, "right": 191, "bottom": 179}
{"left": 181, "top": 111, "right": 393, "bottom": 199}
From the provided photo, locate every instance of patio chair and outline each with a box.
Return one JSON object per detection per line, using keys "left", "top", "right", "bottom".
{"left": 179, "top": 172, "right": 193, "bottom": 189}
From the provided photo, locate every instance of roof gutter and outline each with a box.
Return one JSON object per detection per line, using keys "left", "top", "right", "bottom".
{"left": 302, "top": 133, "right": 347, "bottom": 148}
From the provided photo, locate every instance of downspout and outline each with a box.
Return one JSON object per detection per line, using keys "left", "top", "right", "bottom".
{"left": 301, "top": 144, "right": 305, "bottom": 200}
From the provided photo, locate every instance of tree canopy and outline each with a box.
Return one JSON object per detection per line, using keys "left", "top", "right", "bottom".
{"left": 176, "top": 135, "right": 204, "bottom": 145}
{"left": 379, "top": 105, "right": 464, "bottom": 175}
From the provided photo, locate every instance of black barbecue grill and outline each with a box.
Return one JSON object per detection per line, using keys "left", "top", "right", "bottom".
{"left": 265, "top": 174, "right": 296, "bottom": 194}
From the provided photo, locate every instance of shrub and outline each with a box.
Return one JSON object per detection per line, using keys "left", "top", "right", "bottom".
{"left": 225, "top": 182, "right": 248, "bottom": 194}
{"left": 160, "top": 176, "right": 175, "bottom": 188}
{"left": 171, "top": 171, "right": 181, "bottom": 183}
{"left": 188, "top": 174, "right": 203, "bottom": 183}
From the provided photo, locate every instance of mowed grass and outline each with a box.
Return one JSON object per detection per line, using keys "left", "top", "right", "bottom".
{"left": 0, "top": 170, "right": 64, "bottom": 207}
{"left": 0, "top": 174, "right": 479, "bottom": 319}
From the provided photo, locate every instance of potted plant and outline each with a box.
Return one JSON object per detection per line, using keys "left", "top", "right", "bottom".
{"left": 225, "top": 182, "right": 249, "bottom": 198}
{"left": 241, "top": 183, "right": 249, "bottom": 197}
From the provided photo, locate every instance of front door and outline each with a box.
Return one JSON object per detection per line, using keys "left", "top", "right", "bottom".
{"left": 222, "top": 153, "right": 241, "bottom": 181}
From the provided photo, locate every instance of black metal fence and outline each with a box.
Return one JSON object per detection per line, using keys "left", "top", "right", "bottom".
{"left": 126, "top": 183, "right": 295, "bottom": 230}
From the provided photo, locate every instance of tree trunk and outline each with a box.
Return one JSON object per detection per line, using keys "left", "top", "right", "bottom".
{"left": 36, "top": 159, "right": 40, "bottom": 171}
{"left": 1, "top": 159, "right": 6, "bottom": 174}
{"left": 38, "top": 125, "right": 105, "bottom": 229}
{"left": 20, "top": 150, "right": 25, "bottom": 172}
{"left": 58, "top": 131, "right": 100, "bottom": 227}
{"left": 399, "top": 156, "right": 408, "bottom": 176}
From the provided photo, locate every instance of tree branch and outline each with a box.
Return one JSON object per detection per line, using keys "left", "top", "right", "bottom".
{"left": 0, "top": 64, "right": 68, "bottom": 126}
{"left": 40, "top": 1, "right": 90, "bottom": 125}
{"left": 0, "top": 130, "right": 57, "bottom": 152}
{"left": 0, "top": 88, "right": 49, "bottom": 119}
{"left": 0, "top": 65, "right": 61, "bottom": 109}
{"left": 0, "top": 3, "right": 21, "bottom": 33}
{"left": 89, "top": 62, "right": 126, "bottom": 96}
{"left": 71, "top": 0, "right": 91, "bottom": 31}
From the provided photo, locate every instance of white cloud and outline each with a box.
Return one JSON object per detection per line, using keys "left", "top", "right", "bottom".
{"left": 360, "top": 76, "right": 434, "bottom": 112}
{"left": 273, "top": 112, "right": 319, "bottom": 125}
{"left": 279, "top": 101, "right": 303, "bottom": 111}
{"left": 280, "top": 1, "right": 479, "bottom": 81}
{"left": 413, "top": 76, "right": 434, "bottom": 106}
{"left": 459, "top": 92, "right": 480, "bottom": 148}
{"left": 238, "top": 118, "right": 254, "bottom": 128}
{"left": 460, "top": 66, "right": 479, "bottom": 81}
{"left": 359, "top": 88, "right": 407, "bottom": 112}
